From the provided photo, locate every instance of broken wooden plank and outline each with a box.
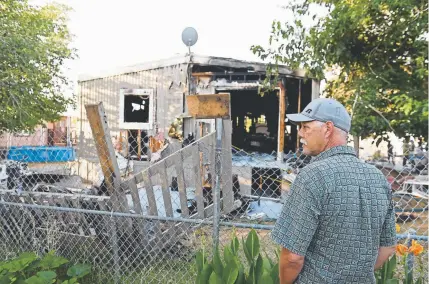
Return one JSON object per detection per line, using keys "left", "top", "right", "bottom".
{"left": 158, "top": 161, "right": 175, "bottom": 236}
{"left": 132, "top": 133, "right": 215, "bottom": 185}
{"left": 142, "top": 170, "right": 158, "bottom": 216}
{"left": 186, "top": 94, "right": 231, "bottom": 119}
{"left": 277, "top": 81, "right": 286, "bottom": 161}
{"left": 159, "top": 162, "right": 174, "bottom": 218}
{"left": 221, "top": 119, "right": 234, "bottom": 213}
{"left": 85, "top": 102, "right": 128, "bottom": 213}
{"left": 125, "top": 178, "right": 142, "bottom": 214}
{"left": 191, "top": 72, "right": 214, "bottom": 77}
{"left": 141, "top": 169, "right": 161, "bottom": 238}
{"left": 207, "top": 133, "right": 216, "bottom": 189}
{"left": 124, "top": 177, "right": 147, "bottom": 241}
{"left": 174, "top": 151, "right": 188, "bottom": 218}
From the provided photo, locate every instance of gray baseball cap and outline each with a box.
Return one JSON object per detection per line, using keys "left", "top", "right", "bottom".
{"left": 287, "top": 98, "right": 351, "bottom": 132}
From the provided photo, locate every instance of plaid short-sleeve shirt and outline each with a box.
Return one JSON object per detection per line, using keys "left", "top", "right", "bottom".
{"left": 272, "top": 146, "right": 396, "bottom": 284}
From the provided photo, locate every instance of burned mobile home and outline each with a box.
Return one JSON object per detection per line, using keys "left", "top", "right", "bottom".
{"left": 78, "top": 54, "right": 320, "bottom": 163}
{"left": 0, "top": 54, "right": 320, "bottom": 258}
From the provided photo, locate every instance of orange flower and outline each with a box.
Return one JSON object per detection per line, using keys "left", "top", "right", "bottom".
{"left": 396, "top": 244, "right": 408, "bottom": 256}
{"left": 395, "top": 224, "right": 400, "bottom": 233}
{"left": 409, "top": 240, "right": 424, "bottom": 256}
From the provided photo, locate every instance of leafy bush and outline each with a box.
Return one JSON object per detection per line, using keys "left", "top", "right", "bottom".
{"left": 0, "top": 250, "right": 92, "bottom": 284}
{"left": 195, "top": 229, "right": 279, "bottom": 284}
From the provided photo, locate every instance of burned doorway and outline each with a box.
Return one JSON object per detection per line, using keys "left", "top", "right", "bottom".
{"left": 230, "top": 90, "right": 279, "bottom": 153}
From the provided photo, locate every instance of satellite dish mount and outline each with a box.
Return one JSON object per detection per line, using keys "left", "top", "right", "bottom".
{"left": 181, "top": 27, "right": 198, "bottom": 55}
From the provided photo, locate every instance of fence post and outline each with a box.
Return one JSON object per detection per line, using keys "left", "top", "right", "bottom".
{"left": 213, "top": 118, "right": 223, "bottom": 250}
{"left": 185, "top": 93, "right": 231, "bottom": 250}
{"left": 406, "top": 229, "right": 416, "bottom": 279}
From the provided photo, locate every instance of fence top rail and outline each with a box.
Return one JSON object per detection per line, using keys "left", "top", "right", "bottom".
{"left": 0, "top": 189, "right": 110, "bottom": 201}
{"left": 0, "top": 200, "right": 426, "bottom": 241}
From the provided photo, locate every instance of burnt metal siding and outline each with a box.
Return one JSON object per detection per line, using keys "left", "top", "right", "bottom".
{"left": 78, "top": 64, "right": 187, "bottom": 159}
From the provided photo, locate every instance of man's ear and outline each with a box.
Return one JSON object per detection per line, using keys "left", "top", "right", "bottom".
{"left": 325, "top": 121, "right": 335, "bottom": 137}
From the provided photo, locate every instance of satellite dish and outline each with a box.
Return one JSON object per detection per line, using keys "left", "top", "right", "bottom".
{"left": 182, "top": 27, "right": 198, "bottom": 54}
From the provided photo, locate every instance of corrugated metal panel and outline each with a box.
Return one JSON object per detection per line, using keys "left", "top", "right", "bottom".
{"left": 77, "top": 64, "right": 187, "bottom": 159}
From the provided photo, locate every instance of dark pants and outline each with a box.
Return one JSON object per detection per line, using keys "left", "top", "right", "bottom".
{"left": 403, "top": 156, "right": 408, "bottom": 166}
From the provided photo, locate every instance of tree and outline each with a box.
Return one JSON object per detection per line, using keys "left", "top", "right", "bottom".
{"left": 0, "top": 0, "right": 76, "bottom": 133}
{"left": 251, "top": 0, "right": 428, "bottom": 145}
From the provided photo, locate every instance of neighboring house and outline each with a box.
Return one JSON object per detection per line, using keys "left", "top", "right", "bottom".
{"left": 0, "top": 127, "right": 48, "bottom": 148}
{"left": 0, "top": 116, "right": 78, "bottom": 149}
{"left": 77, "top": 54, "right": 320, "bottom": 161}
{"left": 47, "top": 116, "right": 78, "bottom": 147}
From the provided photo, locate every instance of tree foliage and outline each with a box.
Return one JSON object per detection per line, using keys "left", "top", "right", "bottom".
{"left": 251, "top": 0, "right": 428, "bottom": 141}
{"left": 0, "top": 0, "right": 76, "bottom": 133}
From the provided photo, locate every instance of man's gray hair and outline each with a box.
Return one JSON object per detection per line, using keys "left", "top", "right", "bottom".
{"left": 314, "top": 121, "right": 349, "bottom": 138}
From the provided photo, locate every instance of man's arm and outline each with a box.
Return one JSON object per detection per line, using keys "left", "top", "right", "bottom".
{"left": 279, "top": 248, "right": 304, "bottom": 284}
{"left": 374, "top": 246, "right": 396, "bottom": 270}
{"left": 375, "top": 183, "right": 397, "bottom": 270}
{"left": 271, "top": 171, "right": 321, "bottom": 284}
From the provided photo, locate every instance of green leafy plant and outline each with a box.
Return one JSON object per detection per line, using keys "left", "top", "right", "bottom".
{"left": 375, "top": 241, "right": 425, "bottom": 284}
{"left": 0, "top": 250, "right": 92, "bottom": 284}
{"left": 196, "top": 230, "right": 426, "bottom": 284}
{"left": 195, "top": 229, "right": 279, "bottom": 284}
{"left": 375, "top": 254, "right": 398, "bottom": 284}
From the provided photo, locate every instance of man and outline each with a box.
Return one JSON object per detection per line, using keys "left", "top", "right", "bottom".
{"left": 387, "top": 140, "right": 395, "bottom": 165}
{"left": 272, "top": 98, "right": 396, "bottom": 284}
{"left": 402, "top": 138, "right": 410, "bottom": 166}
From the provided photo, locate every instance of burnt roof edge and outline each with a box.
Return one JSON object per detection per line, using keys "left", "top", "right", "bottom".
{"left": 78, "top": 53, "right": 309, "bottom": 82}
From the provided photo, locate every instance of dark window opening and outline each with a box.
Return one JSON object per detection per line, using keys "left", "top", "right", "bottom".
{"left": 124, "top": 95, "right": 150, "bottom": 123}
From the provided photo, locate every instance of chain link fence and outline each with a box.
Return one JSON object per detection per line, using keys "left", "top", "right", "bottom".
{"left": 0, "top": 125, "right": 427, "bottom": 283}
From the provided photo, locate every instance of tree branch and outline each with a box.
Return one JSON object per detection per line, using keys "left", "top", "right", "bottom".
{"left": 366, "top": 103, "right": 396, "bottom": 133}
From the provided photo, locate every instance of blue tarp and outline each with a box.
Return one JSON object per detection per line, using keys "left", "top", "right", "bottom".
{"left": 7, "top": 146, "right": 76, "bottom": 163}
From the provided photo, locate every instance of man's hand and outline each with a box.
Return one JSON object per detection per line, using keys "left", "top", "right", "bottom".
{"left": 374, "top": 246, "right": 396, "bottom": 270}
{"left": 279, "top": 247, "right": 305, "bottom": 284}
